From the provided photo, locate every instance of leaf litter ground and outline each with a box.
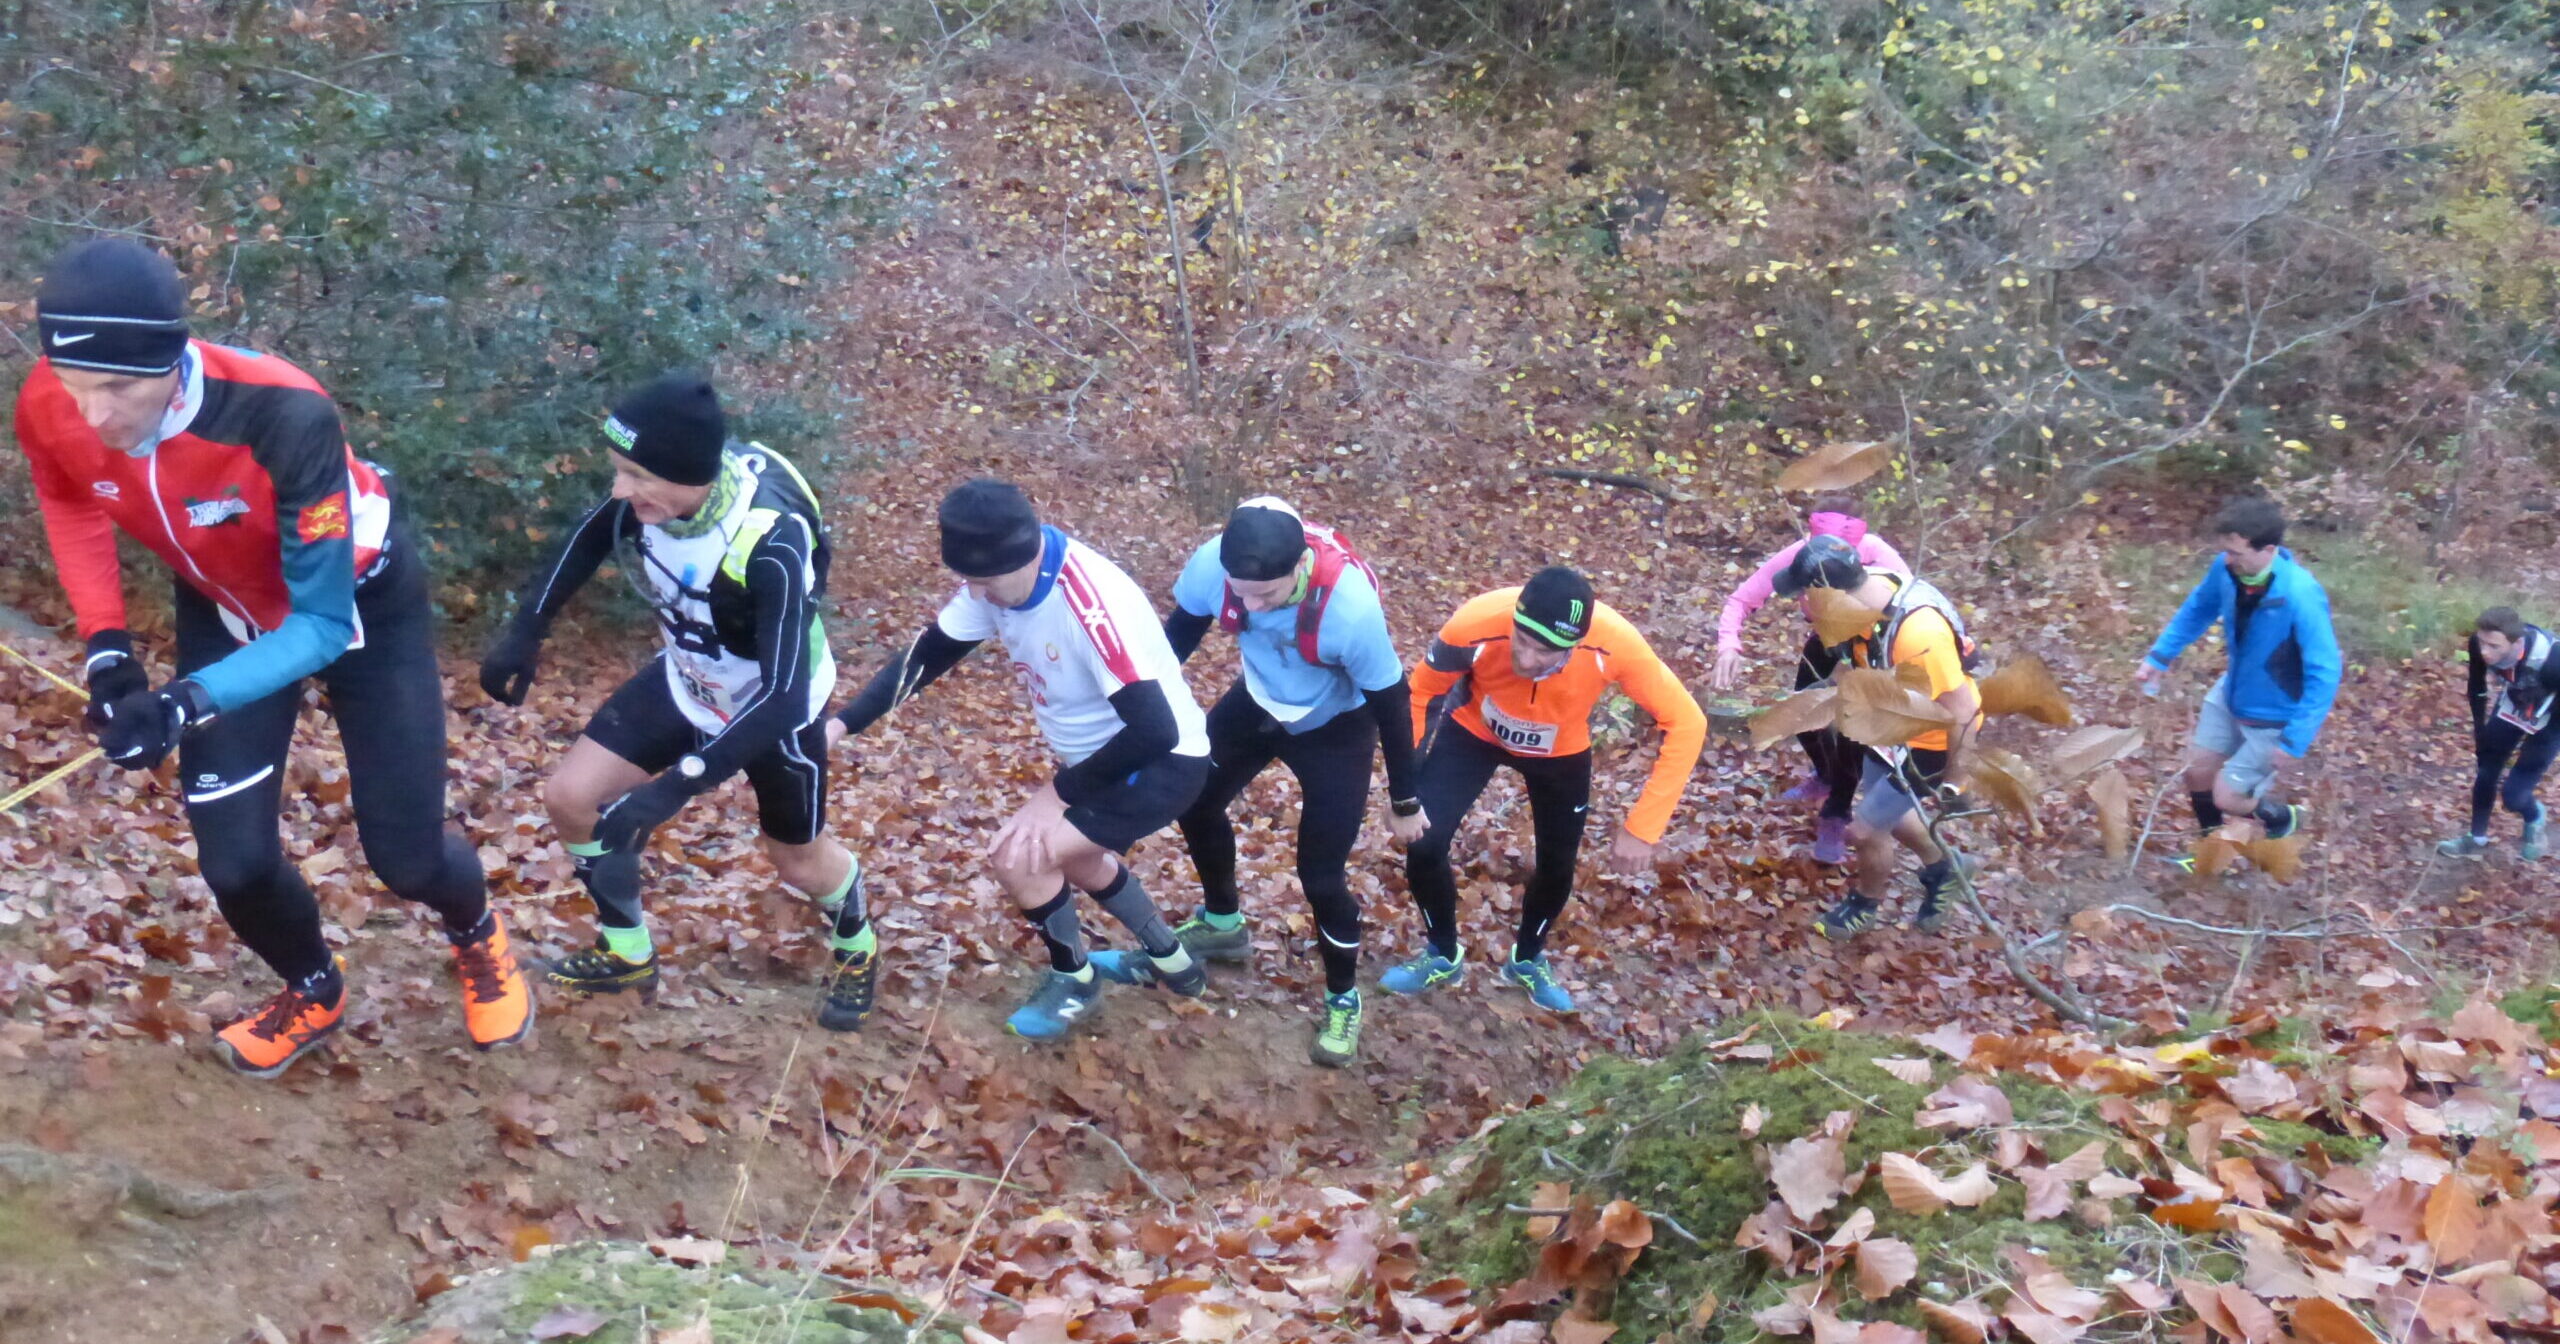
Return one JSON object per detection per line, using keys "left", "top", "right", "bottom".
{"left": 1, "top": 462, "right": 2555, "bottom": 1342}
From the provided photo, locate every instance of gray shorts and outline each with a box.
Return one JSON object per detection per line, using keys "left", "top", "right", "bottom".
{"left": 1854, "top": 748, "right": 1949, "bottom": 830}
{"left": 2192, "top": 677, "right": 2287, "bottom": 799}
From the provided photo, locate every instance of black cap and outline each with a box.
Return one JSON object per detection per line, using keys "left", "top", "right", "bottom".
{"left": 604, "top": 372, "right": 727, "bottom": 486}
{"left": 37, "top": 239, "right": 191, "bottom": 376}
{"left": 1514, "top": 566, "right": 1595, "bottom": 649}
{"left": 1219, "top": 496, "right": 1308, "bottom": 582}
{"left": 939, "top": 479, "right": 1045, "bottom": 578}
{"left": 1773, "top": 534, "right": 1868, "bottom": 598}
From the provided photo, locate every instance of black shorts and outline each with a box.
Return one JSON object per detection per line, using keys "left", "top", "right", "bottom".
{"left": 583, "top": 657, "right": 831, "bottom": 845}
{"left": 1065, "top": 752, "right": 1211, "bottom": 854}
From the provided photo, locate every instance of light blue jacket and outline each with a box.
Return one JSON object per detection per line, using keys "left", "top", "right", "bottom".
{"left": 2144, "top": 548, "right": 2340, "bottom": 756}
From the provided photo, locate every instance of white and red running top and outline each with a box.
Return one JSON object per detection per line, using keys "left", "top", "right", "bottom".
{"left": 936, "top": 529, "right": 1208, "bottom": 766}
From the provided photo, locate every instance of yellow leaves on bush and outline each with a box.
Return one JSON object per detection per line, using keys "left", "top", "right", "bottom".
{"left": 2087, "top": 767, "right": 2133, "bottom": 859}
{"left": 1834, "top": 667, "right": 1953, "bottom": 748}
{"left": 1961, "top": 747, "right": 2042, "bottom": 829}
{"left": 1752, "top": 685, "right": 1839, "bottom": 751}
{"left": 2191, "top": 834, "right": 2246, "bottom": 878}
{"left": 1776, "top": 439, "right": 1893, "bottom": 491}
{"left": 1977, "top": 655, "right": 2073, "bottom": 726}
{"left": 2242, "top": 831, "right": 2306, "bottom": 884}
{"left": 1808, "top": 588, "right": 1884, "bottom": 646}
{"left": 2048, "top": 725, "right": 2144, "bottom": 784}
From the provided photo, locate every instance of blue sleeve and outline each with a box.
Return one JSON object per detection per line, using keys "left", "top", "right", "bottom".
{"left": 187, "top": 392, "right": 357, "bottom": 713}
{"left": 1170, "top": 542, "right": 1225, "bottom": 619}
{"left": 2280, "top": 575, "right": 2342, "bottom": 757}
{"left": 1320, "top": 576, "right": 1404, "bottom": 692}
{"left": 2145, "top": 559, "right": 2225, "bottom": 670}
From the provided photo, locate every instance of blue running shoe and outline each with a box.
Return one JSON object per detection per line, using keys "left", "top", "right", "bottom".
{"left": 1378, "top": 949, "right": 1464, "bottom": 996}
{"left": 1502, "top": 957, "right": 1576, "bottom": 1013}
{"left": 1086, "top": 947, "right": 1209, "bottom": 998}
{"left": 1005, "top": 969, "right": 1102, "bottom": 1040}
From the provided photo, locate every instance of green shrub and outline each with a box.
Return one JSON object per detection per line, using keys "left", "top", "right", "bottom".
{"left": 2, "top": 0, "right": 935, "bottom": 587}
{"left": 2111, "top": 538, "right": 2511, "bottom": 665}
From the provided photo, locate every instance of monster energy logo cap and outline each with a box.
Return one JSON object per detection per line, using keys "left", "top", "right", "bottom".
{"left": 1514, "top": 565, "right": 1595, "bottom": 650}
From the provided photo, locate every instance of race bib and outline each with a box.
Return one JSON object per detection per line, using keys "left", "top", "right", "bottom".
{"left": 1480, "top": 700, "right": 1561, "bottom": 755}
{"left": 673, "top": 650, "right": 750, "bottom": 723}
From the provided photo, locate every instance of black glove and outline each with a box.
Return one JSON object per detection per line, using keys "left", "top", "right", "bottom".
{"left": 98, "top": 680, "right": 216, "bottom": 772}
{"left": 82, "top": 630, "right": 149, "bottom": 732}
{"left": 593, "top": 768, "right": 697, "bottom": 853}
{"left": 478, "top": 620, "right": 543, "bottom": 707}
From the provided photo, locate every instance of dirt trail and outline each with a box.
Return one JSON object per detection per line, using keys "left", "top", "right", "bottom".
{"left": 0, "top": 913, "right": 1599, "bottom": 1344}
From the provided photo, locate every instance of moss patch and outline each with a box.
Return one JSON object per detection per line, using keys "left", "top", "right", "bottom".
{"left": 372, "top": 1241, "right": 958, "bottom": 1344}
{"left": 1409, "top": 1019, "right": 2225, "bottom": 1342}
{"left": 2500, "top": 984, "right": 2559, "bottom": 1040}
{"left": 0, "top": 1192, "right": 67, "bottom": 1270}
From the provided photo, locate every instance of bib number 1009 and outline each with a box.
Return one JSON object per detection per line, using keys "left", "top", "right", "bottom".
{"left": 1481, "top": 704, "right": 1559, "bottom": 755}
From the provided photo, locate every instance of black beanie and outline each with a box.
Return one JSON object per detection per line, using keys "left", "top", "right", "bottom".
{"left": 1219, "top": 496, "right": 1308, "bottom": 582}
{"left": 1514, "top": 566, "right": 1596, "bottom": 649}
{"left": 36, "top": 239, "right": 191, "bottom": 375}
{"left": 1773, "top": 534, "right": 1868, "bottom": 598}
{"left": 939, "top": 479, "right": 1045, "bottom": 578}
{"left": 603, "top": 372, "right": 727, "bottom": 486}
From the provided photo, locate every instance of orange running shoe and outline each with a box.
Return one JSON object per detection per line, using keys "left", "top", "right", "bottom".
{"left": 214, "top": 969, "right": 346, "bottom": 1078}
{"left": 452, "top": 914, "right": 535, "bottom": 1050}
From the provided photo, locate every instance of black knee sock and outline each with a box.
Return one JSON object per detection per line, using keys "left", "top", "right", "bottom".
{"left": 1315, "top": 919, "right": 1359, "bottom": 996}
{"left": 296, "top": 959, "right": 346, "bottom": 1010}
{"left": 2252, "top": 799, "right": 2290, "bottom": 828}
{"left": 421, "top": 830, "right": 492, "bottom": 936}
{"left": 1024, "top": 888, "right": 1087, "bottom": 972}
{"left": 444, "top": 909, "right": 496, "bottom": 946}
{"left": 2190, "top": 791, "right": 2226, "bottom": 833}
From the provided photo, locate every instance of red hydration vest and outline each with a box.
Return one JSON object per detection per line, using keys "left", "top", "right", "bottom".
{"left": 1216, "top": 524, "right": 1377, "bottom": 665}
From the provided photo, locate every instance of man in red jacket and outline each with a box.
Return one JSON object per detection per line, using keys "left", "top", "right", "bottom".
{"left": 15, "top": 238, "right": 532, "bottom": 1077}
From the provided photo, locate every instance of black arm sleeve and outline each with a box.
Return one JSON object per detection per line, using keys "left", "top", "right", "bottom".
{"left": 683, "top": 517, "right": 821, "bottom": 788}
{"left": 2469, "top": 635, "right": 2490, "bottom": 730}
{"left": 1053, "top": 679, "right": 1183, "bottom": 807}
{"left": 517, "top": 498, "right": 624, "bottom": 634}
{"left": 1366, "top": 677, "right": 1420, "bottom": 802}
{"left": 1164, "top": 607, "right": 1213, "bottom": 665}
{"left": 833, "top": 622, "right": 979, "bottom": 739}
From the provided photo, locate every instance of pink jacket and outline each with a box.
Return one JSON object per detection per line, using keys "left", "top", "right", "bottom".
{"left": 1716, "top": 513, "right": 1909, "bottom": 649}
